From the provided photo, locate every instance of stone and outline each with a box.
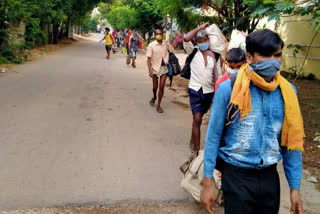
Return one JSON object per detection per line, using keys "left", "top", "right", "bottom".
{"left": 306, "top": 176, "right": 318, "bottom": 183}
{"left": 314, "top": 136, "right": 320, "bottom": 142}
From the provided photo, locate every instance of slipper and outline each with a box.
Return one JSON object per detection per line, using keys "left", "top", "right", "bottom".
{"left": 156, "top": 106, "right": 164, "bottom": 113}
{"left": 149, "top": 97, "right": 156, "bottom": 106}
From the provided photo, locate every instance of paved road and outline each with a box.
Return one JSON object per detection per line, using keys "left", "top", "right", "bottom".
{"left": 0, "top": 34, "right": 201, "bottom": 210}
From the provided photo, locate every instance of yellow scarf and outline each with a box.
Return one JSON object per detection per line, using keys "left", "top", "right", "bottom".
{"left": 228, "top": 63, "right": 304, "bottom": 151}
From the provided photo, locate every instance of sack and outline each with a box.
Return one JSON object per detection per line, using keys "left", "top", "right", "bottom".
{"left": 181, "top": 48, "right": 198, "bottom": 79}
{"left": 121, "top": 47, "right": 127, "bottom": 54}
{"left": 126, "top": 55, "right": 131, "bottom": 65}
{"left": 205, "top": 24, "right": 227, "bottom": 54}
{"left": 139, "top": 39, "right": 144, "bottom": 49}
{"left": 112, "top": 46, "right": 118, "bottom": 53}
{"left": 228, "top": 29, "right": 247, "bottom": 52}
{"left": 180, "top": 150, "right": 223, "bottom": 204}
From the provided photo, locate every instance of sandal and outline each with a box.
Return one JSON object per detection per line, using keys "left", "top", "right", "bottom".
{"left": 149, "top": 97, "right": 156, "bottom": 106}
{"left": 156, "top": 106, "right": 164, "bottom": 113}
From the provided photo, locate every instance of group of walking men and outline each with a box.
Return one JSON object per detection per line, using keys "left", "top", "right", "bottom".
{"left": 146, "top": 23, "right": 304, "bottom": 214}
{"left": 100, "top": 27, "right": 142, "bottom": 68}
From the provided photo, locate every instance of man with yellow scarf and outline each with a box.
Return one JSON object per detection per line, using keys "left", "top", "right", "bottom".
{"left": 200, "top": 29, "right": 304, "bottom": 214}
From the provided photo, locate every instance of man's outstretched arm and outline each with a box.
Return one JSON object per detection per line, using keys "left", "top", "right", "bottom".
{"left": 184, "top": 22, "right": 210, "bottom": 42}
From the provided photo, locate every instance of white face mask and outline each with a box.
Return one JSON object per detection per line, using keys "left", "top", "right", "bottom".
{"left": 227, "top": 67, "right": 239, "bottom": 76}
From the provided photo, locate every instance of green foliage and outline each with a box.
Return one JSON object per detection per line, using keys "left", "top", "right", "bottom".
{"left": 287, "top": 43, "right": 303, "bottom": 77}
{"left": 159, "top": 0, "right": 319, "bottom": 39}
{"left": 0, "top": 0, "right": 114, "bottom": 63}
{"left": 0, "top": 44, "right": 27, "bottom": 64}
{"left": 99, "top": 0, "right": 164, "bottom": 36}
{"left": 107, "top": 5, "right": 138, "bottom": 30}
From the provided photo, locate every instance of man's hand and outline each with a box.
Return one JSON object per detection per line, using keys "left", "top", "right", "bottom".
{"left": 290, "top": 189, "right": 303, "bottom": 214}
{"left": 200, "top": 178, "right": 215, "bottom": 214}
{"left": 149, "top": 70, "right": 154, "bottom": 78}
{"left": 199, "top": 22, "right": 210, "bottom": 30}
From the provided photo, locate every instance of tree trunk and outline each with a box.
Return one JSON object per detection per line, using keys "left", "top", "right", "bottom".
{"left": 53, "top": 23, "right": 60, "bottom": 44}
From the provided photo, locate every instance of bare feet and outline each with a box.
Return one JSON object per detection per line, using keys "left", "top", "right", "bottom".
{"left": 156, "top": 106, "right": 164, "bottom": 113}
{"left": 149, "top": 97, "right": 156, "bottom": 106}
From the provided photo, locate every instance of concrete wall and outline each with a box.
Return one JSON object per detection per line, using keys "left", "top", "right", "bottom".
{"left": 8, "top": 21, "right": 25, "bottom": 45}
{"left": 278, "top": 15, "right": 320, "bottom": 79}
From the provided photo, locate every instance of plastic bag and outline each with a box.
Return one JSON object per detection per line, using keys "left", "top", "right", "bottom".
{"left": 205, "top": 24, "right": 227, "bottom": 54}
{"left": 228, "top": 29, "right": 247, "bottom": 52}
{"left": 121, "top": 47, "right": 127, "bottom": 54}
{"left": 139, "top": 39, "right": 144, "bottom": 49}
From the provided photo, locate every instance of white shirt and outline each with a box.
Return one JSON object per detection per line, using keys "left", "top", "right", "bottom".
{"left": 189, "top": 51, "right": 222, "bottom": 94}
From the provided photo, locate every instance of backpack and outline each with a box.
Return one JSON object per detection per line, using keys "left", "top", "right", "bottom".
{"left": 180, "top": 48, "right": 221, "bottom": 80}
{"left": 167, "top": 52, "right": 181, "bottom": 87}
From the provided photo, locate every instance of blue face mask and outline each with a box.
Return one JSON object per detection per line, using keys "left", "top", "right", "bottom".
{"left": 227, "top": 68, "right": 239, "bottom": 77}
{"left": 251, "top": 59, "right": 281, "bottom": 82}
{"left": 198, "top": 42, "right": 209, "bottom": 51}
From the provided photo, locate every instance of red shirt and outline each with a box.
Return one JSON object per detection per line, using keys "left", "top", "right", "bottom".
{"left": 215, "top": 72, "right": 231, "bottom": 92}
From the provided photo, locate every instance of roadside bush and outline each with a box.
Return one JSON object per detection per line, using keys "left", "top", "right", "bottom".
{"left": 0, "top": 57, "right": 10, "bottom": 64}
{"left": 0, "top": 44, "right": 27, "bottom": 64}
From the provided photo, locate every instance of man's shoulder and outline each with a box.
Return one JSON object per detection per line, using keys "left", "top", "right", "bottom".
{"left": 217, "top": 78, "right": 233, "bottom": 94}
{"left": 148, "top": 41, "right": 157, "bottom": 47}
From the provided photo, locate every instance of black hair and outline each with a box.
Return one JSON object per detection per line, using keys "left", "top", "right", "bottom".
{"left": 105, "top": 27, "right": 110, "bottom": 32}
{"left": 226, "top": 48, "right": 246, "bottom": 63}
{"left": 246, "top": 29, "right": 284, "bottom": 57}
{"left": 155, "top": 28, "right": 163, "bottom": 33}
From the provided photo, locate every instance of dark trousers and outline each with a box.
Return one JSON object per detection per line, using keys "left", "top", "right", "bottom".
{"left": 222, "top": 162, "right": 280, "bottom": 214}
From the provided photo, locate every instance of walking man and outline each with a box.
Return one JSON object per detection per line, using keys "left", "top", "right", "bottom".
{"left": 184, "top": 23, "right": 223, "bottom": 152}
{"left": 200, "top": 29, "right": 304, "bottom": 214}
{"left": 146, "top": 28, "right": 174, "bottom": 113}
{"left": 129, "top": 31, "right": 140, "bottom": 68}
{"left": 99, "top": 27, "right": 115, "bottom": 59}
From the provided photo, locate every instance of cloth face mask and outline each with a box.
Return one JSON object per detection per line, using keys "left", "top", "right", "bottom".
{"left": 251, "top": 59, "right": 281, "bottom": 82}
{"left": 227, "top": 68, "right": 239, "bottom": 77}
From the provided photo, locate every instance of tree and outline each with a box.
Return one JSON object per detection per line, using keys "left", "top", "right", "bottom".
{"left": 130, "top": 0, "right": 164, "bottom": 37}
{"left": 98, "top": 1, "right": 138, "bottom": 30}
{"left": 157, "top": 0, "right": 319, "bottom": 38}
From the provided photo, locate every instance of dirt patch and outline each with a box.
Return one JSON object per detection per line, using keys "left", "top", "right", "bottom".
{"left": 24, "top": 38, "right": 77, "bottom": 61}
{"left": 292, "top": 79, "right": 320, "bottom": 190}
{"left": 172, "top": 100, "right": 189, "bottom": 110}
{"left": 2, "top": 202, "right": 211, "bottom": 214}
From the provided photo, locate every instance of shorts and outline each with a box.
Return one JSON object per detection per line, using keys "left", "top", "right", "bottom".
{"left": 188, "top": 88, "right": 214, "bottom": 115}
{"left": 105, "top": 45, "right": 112, "bottom": 52}
{"left": 129, "top": 48, "right": 137, "bottom": 58}
{"left": 152, "top": 66, "right": 168, "bottom": 78}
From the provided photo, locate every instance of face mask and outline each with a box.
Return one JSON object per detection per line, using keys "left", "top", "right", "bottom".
{"left": 133, "top": 33, "right": 138, "bottom": 36}
{"left": 198, "top": 42, "right": 209, "bottom": 51}
{"left": 227, "top": 68, "right": 238, "bottom": 77}
{"left": 155, "top": 35, "right": 163, "bottom": 41}
{"left": 251, "top": 59, "right": 281, "bottom": 82}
